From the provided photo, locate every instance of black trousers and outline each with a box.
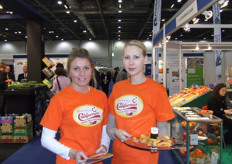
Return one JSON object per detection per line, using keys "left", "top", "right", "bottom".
{"left": 0, "top": 90, "right": 5, "bottom": 115}
{"left": 222, "top": 116, "right": 232, "bottom": 144}
{"left": 101, "top": 84, "right": 109, "bottom": 97}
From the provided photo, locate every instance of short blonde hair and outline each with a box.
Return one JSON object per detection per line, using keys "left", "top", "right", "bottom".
{"left": 124, "top": 40, "right": 147, "bottom": 57}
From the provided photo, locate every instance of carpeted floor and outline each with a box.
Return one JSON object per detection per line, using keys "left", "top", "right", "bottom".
{"left": 1, "top": 135, "right": 179, "bottom": 164}
{"left": 0, "top": 143, "right": 25, "bottom": 162}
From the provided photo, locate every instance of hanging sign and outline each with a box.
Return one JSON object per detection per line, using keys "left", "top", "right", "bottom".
{"left": 152, "top": 0, "right": 162, "bottom": 81}
{"left": 213, "top": 3, "right": 222, "bottom": 83}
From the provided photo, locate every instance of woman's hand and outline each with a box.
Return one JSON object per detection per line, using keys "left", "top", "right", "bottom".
{"left": 68, "top": 149, "right": 88, "bottom": 164}
{"left": 95, "top": 145, "right": 108, "bottom": 155}
{"left": 114, "top": 129, "right": 131, "bottom": 142}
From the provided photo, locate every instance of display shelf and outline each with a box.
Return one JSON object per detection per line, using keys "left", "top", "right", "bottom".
{"left": 4, "top": 86, "right": 48, "bottom": 135}
{"left": 170, "top": 107, "right": 223, "bottom": 164}
{"left": 169, "top": 86, "right": 211, "bottom": 108}
{"left": 181, "top": 91, "right": 212, "bottom": 109}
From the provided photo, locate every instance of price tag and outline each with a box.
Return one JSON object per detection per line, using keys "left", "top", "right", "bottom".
{"left": 211, "top": 151, "right": 218, "bottom": 164}
{"left": 190, "top": 134, "right": 198, "bottom": 145}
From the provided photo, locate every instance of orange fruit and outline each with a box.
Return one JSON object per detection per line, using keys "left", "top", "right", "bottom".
{"left": 198, "top": 131, "right": 203, "bottom": 136}
{"left": 183, "top": 132, "right": 187, "bottom": 136}
{"left": 181, "top": 121, "right": 187, "bottom": 126}
{"left": 207, "top": 138, "right": 213, "bottom": 144}
{"left": 214, "top": 130, "right": 220, "bottom": 135}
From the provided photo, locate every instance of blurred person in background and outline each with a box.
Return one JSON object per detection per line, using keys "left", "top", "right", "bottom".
{"left": 115, "top": 68, "right": 127, "bottom": 83}
{"left": 18, "top": 65, "right": 28, "bottom": 82}
{"left": 51, "top": 67, "right": 70, "bottom": 94}
{"left": 208, "top": 83, "right": 232, "bottom": 145}
{"left": 4, "top": 65, "right": 15, "bottom": 86}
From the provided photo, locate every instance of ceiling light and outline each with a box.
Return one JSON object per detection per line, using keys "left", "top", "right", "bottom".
{"left": 118, "top": 30, "right": 121, "bottom": 32}
{"left": 5, "top": 28, "right": 8, "bottom": 30}
{"left": 118, "top": 19, "right": 121, "bottom": 22}
{"left": 180, "top": 34, "right": 183, "bottom": 37}
{"left": 4, "top": 39, "right": 7, "bottom": 42}
{"left": 183, "top": 23, "right": 190, "bottom": 32}
{"left": 25, "top": 36, "right": 27, "bottom": 38}
{"left": 0, "top": 5, "right": 3, "bottom": 9}
{"left": 175, "top": 38, "right": 178, "bottom": 40}
{"left": 6, "top": 11, "right": 13, "bottom": 14}
{"left": 162, "top": 19, "right": 165, "bottom": 22}
{"left": 220, "top": 9, "right": 223, "bottom": 12}
{"left": 192, "top": 18, "right": 199, "bottom": 24}
{"left": 208, "top": 44, "right": 212, "bottom": 50}
{"left": 149, "top": 34, "right": 152, "bottom": 37}
{"left": 73, "top": 19, "right": 77, "bottom": 23}
{"left": 219, "top": 0, "right": 229, "bottom": 8}
{"left": 14, "top": 32, "right": 17, "bottom": 34}
{"left": 61, "top": 38, "right": 64, "bottom": 41}
{"left": 195, "top": 44, "right": 199, "bottom": 50}
{"left": 118, "top": 10, "right": 122, "bottom": 13}
{"left": 118, "top": 35, "right": 121, "bottom": 37}
{"left": 18, "top": 31, "right": 21, "bottom": 34}
{"left": 66, "top": 10, "right": 70, "bottom": 14}
{"left": 56, "top": 35, "right": 59, "bottom": 38}
{"left": 118, "top": 26, "right": 121, "bottom": 29}
{"left": 89, "top": 38, "right": 92, "bottom": 40}
{"left": 118, "top": 0, "right": 122, "bottom": 3}
{"left": 171, "top": 4, "right": 174, "bottom": 8}
{"left": 57, "top": 1, "right": 62, "bottom": 5}
{"left": 64, "top": 4, "right": 68, "bottom": 9}
{"left": 83, "top": 30, "right": 87, "bottom": 33}
{"left": 177, "top": 0, "right": 182, "bottom": 2}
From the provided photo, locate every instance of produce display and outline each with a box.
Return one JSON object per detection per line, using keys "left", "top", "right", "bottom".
{"left": 8, "top": 81, "right": 46, "bottom": 89}
{"left": 171, "top": 107, "right": 222, "bottom": 164}
{"left": 169, "top": 86, "right": 211, "bottom": 107}
{"left": 0, "top": 114, "right": 33, "bottom": 143}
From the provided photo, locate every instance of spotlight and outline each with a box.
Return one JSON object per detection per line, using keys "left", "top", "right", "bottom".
{"left": 202, "top": 10, "right": 213, "bottom": 19}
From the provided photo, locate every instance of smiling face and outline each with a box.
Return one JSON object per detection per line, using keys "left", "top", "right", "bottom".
{"left": 69, "top": 57, "right": 92, "bottom": 91}
{"left": 123, "top": 45, "right": 147, "bottom": 78}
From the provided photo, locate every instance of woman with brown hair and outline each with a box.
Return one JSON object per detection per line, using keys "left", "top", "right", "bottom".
{"left": 208, "top": 83, "right": 232, "bottom": 144}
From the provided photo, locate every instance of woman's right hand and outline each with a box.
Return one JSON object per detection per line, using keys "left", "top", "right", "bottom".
{"left": 68, "top": 149, "right": 88, "bottom": 164}
{"left": 114, "top": 129, "right": 131, "bottom": 142}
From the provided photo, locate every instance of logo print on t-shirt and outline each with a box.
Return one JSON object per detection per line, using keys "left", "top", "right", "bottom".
{"left": 73, "top": 105, "right": 103, "bottom": 127}
{"left": 115, "top": 94, "right": 143, "bottom": 117}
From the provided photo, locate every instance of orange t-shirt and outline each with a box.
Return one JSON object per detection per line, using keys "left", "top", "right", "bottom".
{"left": 108, "top": 78, "right": 175, "bottom": 164}
{"left": 40, "top": 86, "right": 108, "bottom": 164}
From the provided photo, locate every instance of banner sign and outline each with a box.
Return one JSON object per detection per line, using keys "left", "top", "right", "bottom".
{"left": 168, "top": 55, "right": 186, "bottom": 96}
{"left": 152, "top": 0, "right": 162, "bottom": 81}
{"left": 213, "top": 2, "right": 222, "bottom": 83}
{"left": 176, "top": 0, "right": 197, "bottom": 27}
